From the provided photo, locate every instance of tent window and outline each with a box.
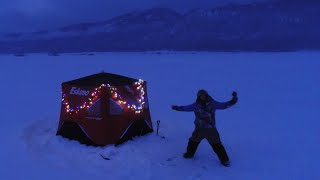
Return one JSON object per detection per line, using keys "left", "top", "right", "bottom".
{"left": 109, "top": 98, "right": 124, "bottom": 115}
{"left": 88, "top": 98, "right": 101, "bottom": 116}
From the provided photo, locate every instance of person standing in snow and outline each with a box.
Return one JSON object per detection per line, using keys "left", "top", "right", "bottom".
{"left": 171, "top": 89, "right": 238, "bottom": 167}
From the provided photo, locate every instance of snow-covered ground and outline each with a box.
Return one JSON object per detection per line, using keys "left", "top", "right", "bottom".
{"left": 0, "top": 52, "right": 319, "bottom": 180}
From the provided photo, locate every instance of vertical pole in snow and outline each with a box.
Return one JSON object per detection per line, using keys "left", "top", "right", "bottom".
{"left": 156, "top": 120, "right": 160, "bottom": 136}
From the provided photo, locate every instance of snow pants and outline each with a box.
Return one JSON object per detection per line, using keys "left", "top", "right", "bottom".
{"left": 185, "top": 127, "right": 229, "bottom": 163}
{"left": 189, "top": 127, "right": 221, "bottom": 144}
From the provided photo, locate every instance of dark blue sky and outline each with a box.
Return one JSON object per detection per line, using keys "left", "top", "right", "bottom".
{"left": 0, "top": 0, "right": 265, "bottom": 33}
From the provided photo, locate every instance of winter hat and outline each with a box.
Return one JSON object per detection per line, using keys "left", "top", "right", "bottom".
{"left": 197, "top": 89, "right": 208, "bottom": 97}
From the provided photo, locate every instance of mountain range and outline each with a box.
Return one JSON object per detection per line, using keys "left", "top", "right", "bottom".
{"left": 1, "top": 0, "right": 320, "bottom": 53}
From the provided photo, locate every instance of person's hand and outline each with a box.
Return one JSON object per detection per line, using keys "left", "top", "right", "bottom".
{"left": 230, "top": 91, "right": 238, "bottom": 104}
{"left": 232, "top": 91, "right": 237, "bottom": 98}
{"left": 172, "top": 105, "right": 180, "bottom": 110}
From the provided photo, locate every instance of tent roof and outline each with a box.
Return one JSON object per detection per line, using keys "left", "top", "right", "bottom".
{"left": 63, "top": 72, "right": 140, "bottom": 86}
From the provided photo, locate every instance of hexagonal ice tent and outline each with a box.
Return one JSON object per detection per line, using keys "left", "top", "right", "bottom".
{"left": 56, "top": 72, "right": 153, "bottom": 146}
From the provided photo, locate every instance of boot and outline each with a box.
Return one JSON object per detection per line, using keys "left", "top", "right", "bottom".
{"left": 210, "top": 143, "right": 230, "bottom": 166}
{"left": 183, "top": 140, "right": 200, "bottom": 159}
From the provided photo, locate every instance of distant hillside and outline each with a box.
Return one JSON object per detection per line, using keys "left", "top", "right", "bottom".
{"left": 1, "top": 1, "right": 320, "bottom": 53}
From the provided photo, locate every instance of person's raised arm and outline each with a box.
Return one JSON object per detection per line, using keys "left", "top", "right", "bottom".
{"left": 212, "top": 91, "right": 238, "bottom": 110}
{"left": 171, "top": 103, "right": 196, "bottom": 112}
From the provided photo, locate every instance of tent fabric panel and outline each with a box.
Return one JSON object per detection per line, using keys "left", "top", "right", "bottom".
{"left": 115, "top": 118, "right": 153, "bottom": 146}
{"left": 56, "top": 121, "right": 97, "bottom": 146}
{"left": 63, "top": 72, "right": 139, "bottom": 86}
{"left": 88, "top": 98, "right": 102, "bottom": 116}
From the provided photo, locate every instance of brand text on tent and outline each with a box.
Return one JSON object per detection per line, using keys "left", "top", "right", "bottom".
{"left": 70, "top": 87, "right": 90, "bottom": 96}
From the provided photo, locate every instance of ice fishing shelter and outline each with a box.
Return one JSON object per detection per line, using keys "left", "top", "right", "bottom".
{"left": 56, "top": 72, "right": 153, "bottom": 146}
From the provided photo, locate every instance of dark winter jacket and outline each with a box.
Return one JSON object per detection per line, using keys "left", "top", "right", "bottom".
{"left": 174, "top": 97, "right": 236, "bottom": 128}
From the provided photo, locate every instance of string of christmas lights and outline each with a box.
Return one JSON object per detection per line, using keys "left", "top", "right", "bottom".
{"left": 62, "top": 80, "right": 146, "bottom": 115}
{"left": 62, "top": 84, "right": 107, "bottom": 114}
{"left": 110, "top": 79, "right": 145, "bottom": 114}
